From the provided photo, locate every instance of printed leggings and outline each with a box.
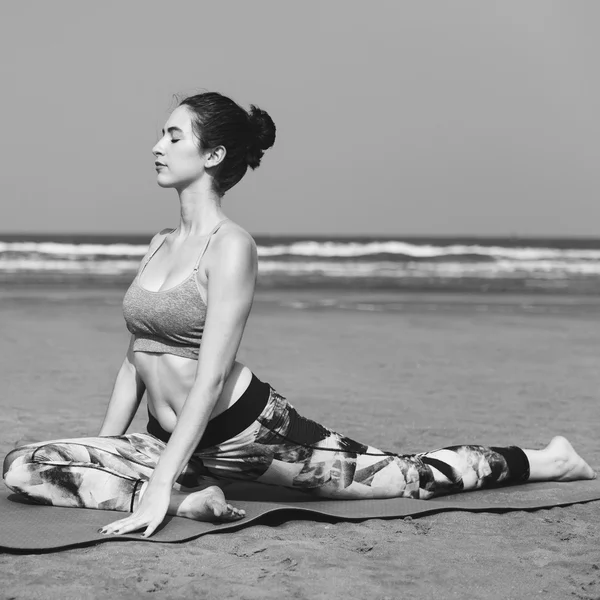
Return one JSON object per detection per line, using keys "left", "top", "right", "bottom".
{"left": 2, "top": 384, "right": 530, "bottom": 513}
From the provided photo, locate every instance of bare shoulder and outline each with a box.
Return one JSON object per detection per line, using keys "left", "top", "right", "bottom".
{"left": 210, "top": 222, "right": 257, "bottom": 266}
{"left": 152, "top": 227, "right": 174, "bottom": 244}
{"left": 144, "top": 227, "right": 173, "bottom": 252}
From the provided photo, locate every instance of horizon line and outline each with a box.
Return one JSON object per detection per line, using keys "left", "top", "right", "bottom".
{"left": 1, "top": 231, "right": 600, "bottom": 241}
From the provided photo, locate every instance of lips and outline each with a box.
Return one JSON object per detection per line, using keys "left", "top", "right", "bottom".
{"left": 155, "top": 162, "right": 166, "bottom": 167}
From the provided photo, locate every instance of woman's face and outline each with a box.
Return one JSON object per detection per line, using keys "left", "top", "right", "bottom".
{"left": 152, "top": 106, "right": 206, "bottom": 189}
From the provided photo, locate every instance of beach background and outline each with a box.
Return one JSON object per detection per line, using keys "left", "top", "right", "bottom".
{"left": 5, "top": 232, "right": 600, "bottom": 298}
{"left": 1, "top": 237, "right": 600, "bottom": 599}
{"left": 3, "top": 1, "right": 600, "bottom": 598}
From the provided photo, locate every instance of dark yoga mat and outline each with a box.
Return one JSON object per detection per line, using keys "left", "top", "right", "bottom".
{"left": 2, "top": 479, "right": 600, "bottom": 552}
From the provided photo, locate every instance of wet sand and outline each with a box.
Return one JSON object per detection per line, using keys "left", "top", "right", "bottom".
{"left": 1, "top": 290, "right": 599, "bottom": 599}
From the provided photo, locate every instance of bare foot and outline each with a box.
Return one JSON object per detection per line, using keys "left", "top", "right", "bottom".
{"left": 526, "top": 436, "right": 596, "bottom": 482}
{"left": 171, "top": 486, "right": 246, "bottom": 523}
{"left": 548, "top": 436, "right": 596, "bottom": 481}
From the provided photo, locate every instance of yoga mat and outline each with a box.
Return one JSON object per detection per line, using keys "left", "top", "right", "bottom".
{"left": 2, "top": 479, "right": 600, "bottom": 552}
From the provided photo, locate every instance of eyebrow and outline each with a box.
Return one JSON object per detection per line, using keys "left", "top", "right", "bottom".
{"left": 161, "top": 126, "right": 183, "bottom": 135}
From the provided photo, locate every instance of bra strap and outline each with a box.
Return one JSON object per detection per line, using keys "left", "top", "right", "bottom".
{"left": 138, "top": 229, "right": 174, "bottom": 276}
{"left": 193, "top": 218, "right": 230, "bottom": 272}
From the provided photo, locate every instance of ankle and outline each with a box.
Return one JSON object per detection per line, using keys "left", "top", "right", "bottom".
{"left": 523, "top": 447, "right": 562, "bottom": 482}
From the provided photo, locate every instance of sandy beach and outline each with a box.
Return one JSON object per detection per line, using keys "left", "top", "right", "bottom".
{"left": 1, "top": 289, "right": 599, "bottom": 599}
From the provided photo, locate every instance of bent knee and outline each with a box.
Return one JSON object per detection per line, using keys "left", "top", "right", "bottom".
{"left": 3, "top": 456, "right": 36, "bottom": 493}
{"left": 2, "top": 440, "right": 55, "bottom": 483}
{"left": 3, "top": 445, "right": 35, "bottom": 480}
{"left": 3, "top": 462, "right": 23, "bottom": 492}
{"left": 3, "top": 445, "right": 60, "bottom": 496}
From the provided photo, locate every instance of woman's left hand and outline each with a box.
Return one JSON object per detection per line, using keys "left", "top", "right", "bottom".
{"left": 99, "top": 480, "right": 171, "bottom": 538}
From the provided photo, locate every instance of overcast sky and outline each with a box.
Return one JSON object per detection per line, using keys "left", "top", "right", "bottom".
{"left": 1, "top": 1, "right": 599, "bottom": 236}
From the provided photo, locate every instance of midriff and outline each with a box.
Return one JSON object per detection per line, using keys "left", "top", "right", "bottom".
{"left": 133, "top": 352, "right": 253, "bottom": 434}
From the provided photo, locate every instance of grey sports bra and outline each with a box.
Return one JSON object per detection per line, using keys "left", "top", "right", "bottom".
{"left": 122, "top": 219, "right": 229, "bottom": 359}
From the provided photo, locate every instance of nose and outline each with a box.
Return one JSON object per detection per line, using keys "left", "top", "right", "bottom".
{"left": 152, "top": 139, "right": 165, "bottom": 157}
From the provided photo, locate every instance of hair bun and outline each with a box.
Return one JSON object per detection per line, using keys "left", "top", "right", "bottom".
{"left": 246, "top": 105, "right": 276, "bottom": 169}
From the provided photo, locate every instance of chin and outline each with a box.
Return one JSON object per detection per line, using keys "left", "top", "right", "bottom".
{"left": 156, "top": 174, "right": 176, "bottom": 189}
{"left": 156, "top": 180, "right": 174, "bottom": 189}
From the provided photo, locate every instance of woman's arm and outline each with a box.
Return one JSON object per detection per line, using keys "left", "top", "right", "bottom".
{"left": 149, "top": 229, "right": 257, "bottom": 486}
{"left": 97, "top": 230, "right": 168, "bottom": 436}
{"left": 101, "top": 227, "right": 257, "bottom": 536}
{"left": 98, "top": 335, "right": 146, "bottom": 436}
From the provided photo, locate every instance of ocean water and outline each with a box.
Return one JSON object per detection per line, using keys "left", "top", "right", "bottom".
{"left": 2, "top": 233, "right": 600, "bottom": 295}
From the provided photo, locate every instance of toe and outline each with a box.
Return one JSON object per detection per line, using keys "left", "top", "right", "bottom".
{"left": 224, "top": 505, "right": 245, "bottom": 521}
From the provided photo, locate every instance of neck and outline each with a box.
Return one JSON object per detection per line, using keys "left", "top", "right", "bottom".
{"left": 175, "top": 181, "right": 225, "bottom": 237}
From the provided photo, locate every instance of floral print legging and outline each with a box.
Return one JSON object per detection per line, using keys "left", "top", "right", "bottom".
{"left": 3, "top": 386, "right": 530, "bottom": 512}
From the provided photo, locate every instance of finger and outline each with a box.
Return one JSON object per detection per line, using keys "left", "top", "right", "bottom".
{"left": 142, "top": 521, "right": 161, "bottom": 539}
{"left": 100, "top": 517, "right": 146, "bottom": 536}
{"left": 99, "top": 517, "right": 131, "bottom": 535}
{"left": 113, "top": 518, "right": 149, "bottom": 536}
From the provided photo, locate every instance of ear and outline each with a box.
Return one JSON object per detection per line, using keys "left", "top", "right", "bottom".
{"left": 204, "top": 145, "right": 226, "bottom": 168}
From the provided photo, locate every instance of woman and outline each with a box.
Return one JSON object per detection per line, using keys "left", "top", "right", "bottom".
{"left": 3, "top": 92, "right": 595, "bottom": 539}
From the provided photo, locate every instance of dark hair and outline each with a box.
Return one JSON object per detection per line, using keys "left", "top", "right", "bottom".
{"left": 179, "top": 92, "right": 276, "bottom": 196}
